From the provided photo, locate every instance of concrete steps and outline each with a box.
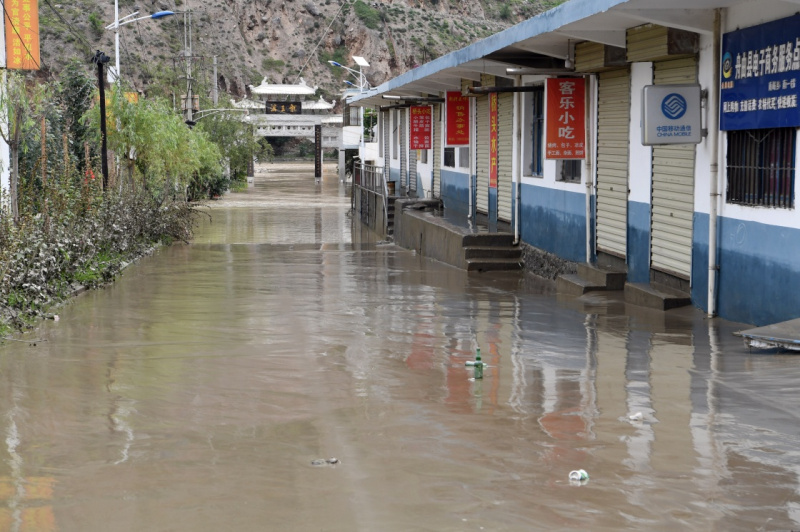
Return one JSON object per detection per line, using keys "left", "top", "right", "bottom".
{"left": 466, "top": 257, "right": 523, "bottom": 272}
{"left": 386, "top": 197, "right": 396, "bottom": 237}
{"left": 624, "top": 282, "right": 691, "bottom": 311}
{"left": 462, "top": 233, "right": 522, "bottom": 272}
{"left": 557, "top": 263, "right": 627, "bottom": 295}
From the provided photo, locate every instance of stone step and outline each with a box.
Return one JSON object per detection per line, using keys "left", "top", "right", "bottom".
{"left": 462, "top": 233, "right": 515, "bottom": 247}
{"left": 624, "top": 282, "right": 691, "bottom": 311}
{"left": 556, "top": 273, "right": 606, "bottom": 296}
{"left": 576, "top": 263, "right": 627, "bottom": 290}
{"left": 463, "top": 246, "right": 522, "bottom": 260}
{"left": 466, "top": 258, "right": 523, "bottom": 272}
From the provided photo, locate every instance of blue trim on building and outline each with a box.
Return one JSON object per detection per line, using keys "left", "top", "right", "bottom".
{"left": 519, "top": 182, "right": 585, "bottom": 262}
{"left": 488, "top": 187, "right": 498, "bottom": 223}
{"left": 627, "top": 201, "right": 650, "bottom": 283}
{"left": 440, "top": 169, "right": 471, "bottom": 216}
{"left": 389, "top": 167, "right": 400, "bottom": 184}
{"left": 716, "top": 216, "right": 800, "bottom": 326}
{"left": 691, "top": 213, "right": 710, "bottom": 312}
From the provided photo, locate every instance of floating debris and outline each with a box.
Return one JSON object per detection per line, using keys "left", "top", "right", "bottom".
{"left": 311, "top": 458, "right": 339, "bottom": 466}
{"left": 569, "top": 469, "right": 589, "bottom": 483}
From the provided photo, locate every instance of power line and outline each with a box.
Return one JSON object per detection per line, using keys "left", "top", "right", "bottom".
{"left": 294, "top": 0, "right": 354, "bottom": 83}
{"left": 40, "top": 0, "right": 93, "bottom": 56}
{"left": 0, "top": 0, "right": 41, "bottom": 69}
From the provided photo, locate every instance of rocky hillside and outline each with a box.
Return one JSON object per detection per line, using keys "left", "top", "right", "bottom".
{"left": 39, "top": 0, "right": 563, "bottom": 104}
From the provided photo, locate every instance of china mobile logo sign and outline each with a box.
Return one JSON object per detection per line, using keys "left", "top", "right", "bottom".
{"left": 661, "top": 94, "right": 688, "bottom": 120}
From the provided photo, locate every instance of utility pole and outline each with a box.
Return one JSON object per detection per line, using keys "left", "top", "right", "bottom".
{"left": 212, "top": 56, "right": 219, "bottom": 106}
{"left": 184, "top": 10, "right": 194, "bottom": 125}
{"left": 93, "top": 50, "right": 111, "bottom": 189}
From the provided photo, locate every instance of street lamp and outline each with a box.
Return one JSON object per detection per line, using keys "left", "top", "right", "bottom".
{"left": 329, "top": 56, "right": 370, "bottom": 153}
{"left": 105, "top": 3, "right": 175, "bottom": 84}
{"left": 328, "top": 56, "right": 370, "bottom": 92}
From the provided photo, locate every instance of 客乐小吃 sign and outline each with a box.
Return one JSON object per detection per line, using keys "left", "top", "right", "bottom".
{"left": 720, "top": 13, "right": 800, "bottom": 130}
{"left": 4, "top": 0, "right": 40, "bottom": 70}
{"left": 265, "top": 101, "right": 302, "bottom": 115}
{"left": 446, "top": 92, "right": 470, "bottom": 145}
{"left": 409, "top": 105, "right": 432, "bottom": 150}
{"left": 641, "top": 84, "right": 702, "bottom": 145}
{"left": 545, "top": 78, "right": 586, "bottom": 159}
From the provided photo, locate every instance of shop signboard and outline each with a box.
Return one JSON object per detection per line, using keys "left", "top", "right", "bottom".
{"left": 445, "top": 92, "right": 470, "bottom": 145}
{"left": 642, "top": 84, "right": 702, "bottom": 145}
{"left": 489, "top": 93, "right": 498, "bottom": 188}
{"left": 721, "top": 13, "right": 800, "bottom": 130}
{"left": 409, "top": 106, "right": 432, "bottom": 150}
{"left": 545, "top": 78, "right": 586, "bottom": 159}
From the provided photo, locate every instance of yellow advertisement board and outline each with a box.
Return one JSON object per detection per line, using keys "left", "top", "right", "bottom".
{"left": 4, "top": 0, "right": 40, "bottom": 70}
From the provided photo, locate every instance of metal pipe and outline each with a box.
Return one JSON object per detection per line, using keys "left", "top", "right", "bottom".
{"left": 585, "top": 74, "right": 596, "bottom": 263}
{"left": 708, "top": 8, "right": 723, "bottom": 317}
{"left": 382, "top": 95, "right": 444, "bottom": 103}
{"left": 513, "top": 76, "right": 521, "bottom": 245}
{"left": 468, "top": 85, "right": 545, "bottom": 95}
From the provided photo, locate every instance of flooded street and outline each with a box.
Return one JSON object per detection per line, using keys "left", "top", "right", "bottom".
{"left": 2, "top": 163, "right": 800, "bottom": 531}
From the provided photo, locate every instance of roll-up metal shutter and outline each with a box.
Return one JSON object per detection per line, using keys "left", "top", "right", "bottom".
{"left": 596, "top": 68, "right": 631, "bottom": 258}
{"left": 409, "top": 147, "right": 418, "bottom": 194}
{"left": 433, "top": 104, "right": 441, "bottom": 198}
{"left": 383, "top": 110, "right": 390, "bottom": 184}
{"left": 498, "top": 92, "right": 513, "bottom": 222}
{"left": 476, "top": 94, "right": 490, "bottom": 213}
{"left": 400, "top": 108, "right": 407, "bottom": 191}
{"left": 651, "top": 57, "right": 696, "bottom": 279}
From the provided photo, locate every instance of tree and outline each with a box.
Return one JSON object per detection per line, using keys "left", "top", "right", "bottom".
{"left": 0, "top": 71, "right": 48, "bottom": 223}
{"left": 88, "top": 89, "right": 223, "bottom": 196}
{"left": 196, "top": 105, "right": 273, "bottom": 185}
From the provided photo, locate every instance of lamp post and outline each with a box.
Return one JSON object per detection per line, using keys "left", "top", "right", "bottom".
{"left": 105, "top": 3, "right": 175, "bottom": 84}
{"left": 328, "top": 56, "right": 370, "bottom": 151}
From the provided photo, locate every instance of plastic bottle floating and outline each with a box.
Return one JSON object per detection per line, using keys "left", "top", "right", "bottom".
{"left": 569, "top": 469, "right": 589, "bottom": 482}
{"left": 473, "top": 347, "right": 483, "bottom": 380}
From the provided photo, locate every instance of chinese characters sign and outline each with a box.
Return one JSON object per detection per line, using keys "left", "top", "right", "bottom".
{"left": 265, "top": 101, "right": 302, "bottom": 115}
{"left": 4, "top": 0, "right": 40, "bottom": 70}
{"left": 489, "top": 93, "right": 498, "bottom": 188}
{"left": 545, "top": 78, "right": 585, "bottom": 159}
{"left": 446, "top": 92, "right": 470, "bottom": 145}
{"left": 721, "top": 14, "right": 800, "bottom": 130}
{"left": 409, "top": 105, "right": 432, "bottom": 150}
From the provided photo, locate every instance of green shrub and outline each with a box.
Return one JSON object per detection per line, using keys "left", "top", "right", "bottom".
{"left": 353, "top": 0, "right": 381, "bottom": 30}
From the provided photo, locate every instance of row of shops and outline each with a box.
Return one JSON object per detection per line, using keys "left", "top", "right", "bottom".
{"left": 346, "top": 0, "right": 800, "bottom": 327}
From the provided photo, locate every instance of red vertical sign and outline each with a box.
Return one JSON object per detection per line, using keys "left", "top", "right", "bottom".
{"left": 409, "top": 106, "right": 432, "bottom": 149}
{"left": 446, "top": 92, "right": 470, "bottom": 145}
{"left": 489, "top": 93, "right": 498, "bottom": 188}
{"left": 545, "top": 78, "right": 586, "bottom": 159}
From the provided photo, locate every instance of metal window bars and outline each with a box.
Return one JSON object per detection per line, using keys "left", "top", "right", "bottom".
{"left": 727, "top": 128, "right": 796, "bottom": 208}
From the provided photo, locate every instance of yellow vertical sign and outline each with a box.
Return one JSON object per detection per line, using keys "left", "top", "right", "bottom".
{"left": 4, "top": 0, "right": 40, "bottom": 70}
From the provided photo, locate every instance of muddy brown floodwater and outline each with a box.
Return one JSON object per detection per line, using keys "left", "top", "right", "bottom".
{"left": 2, "top": 163, "right": 800, "bottom": 531}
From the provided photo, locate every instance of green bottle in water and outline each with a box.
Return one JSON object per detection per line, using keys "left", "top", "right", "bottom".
{"left": 474, "top": 347, "right": 483, "bottom": 380}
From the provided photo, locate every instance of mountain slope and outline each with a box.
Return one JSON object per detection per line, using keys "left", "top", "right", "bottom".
{"left": 39, "top": 0, "right": 563, "bottom": 103}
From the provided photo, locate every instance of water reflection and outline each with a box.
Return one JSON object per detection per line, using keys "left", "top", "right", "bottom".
{"left": 0, "top": 163, "right": 798, "bottom": 530}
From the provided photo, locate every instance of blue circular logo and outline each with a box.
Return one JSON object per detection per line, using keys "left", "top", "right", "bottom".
{"left": 662, "top": 93, "right": 687, "bottom": 120}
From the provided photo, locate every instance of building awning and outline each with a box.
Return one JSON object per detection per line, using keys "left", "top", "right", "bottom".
{"left": 347, "top": 0, "right": 745, "bottom": 108}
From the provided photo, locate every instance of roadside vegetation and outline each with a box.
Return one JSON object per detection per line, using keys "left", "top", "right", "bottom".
{"left": 0, "top": 61, "right": 270, "bottom": 337}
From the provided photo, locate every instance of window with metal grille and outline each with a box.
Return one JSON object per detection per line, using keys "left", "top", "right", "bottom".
{"left": 557, "top": 159, "right": 581, "bottom": 183}
{"left": 726, "top": 128, "right": 796, "bottom": 208}
{"left": 444, "top": 147, "right": 456, "bottom": 167}
{"left": 522, "top": 85, "right": 545, "bottom": 177}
